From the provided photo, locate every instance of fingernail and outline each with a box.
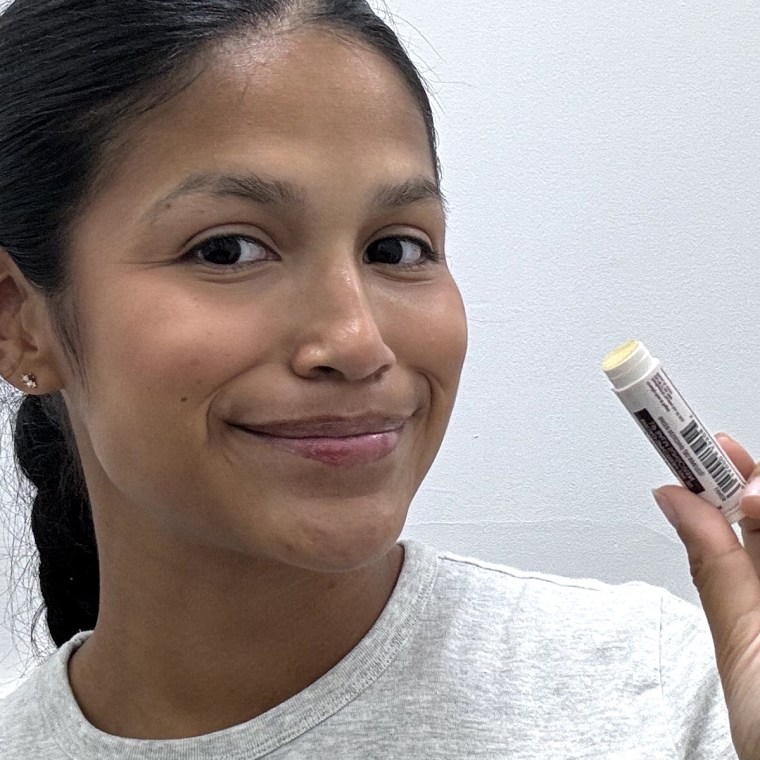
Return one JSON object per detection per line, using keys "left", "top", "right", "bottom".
{"left": 743, "top": 476, "right": 760, "bottom": 498}
{"left": 652, "top": 488, "right": 680, "bottom": 529}
{"left": 715, "top": 432, "right": 734, "bottom": 444}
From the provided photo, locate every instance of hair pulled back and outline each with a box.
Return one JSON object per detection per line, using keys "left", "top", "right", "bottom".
{"left": 0, "top": 0, "right": 439, "bottom": 651}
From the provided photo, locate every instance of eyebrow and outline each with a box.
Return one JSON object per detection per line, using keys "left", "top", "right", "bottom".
{"left": 143, "top": 172, "right": 447, "bottom": 224}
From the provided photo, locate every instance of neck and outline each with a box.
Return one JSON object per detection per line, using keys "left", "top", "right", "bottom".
{"left": 68, "top": 535, "right": 405, "bottom": 740}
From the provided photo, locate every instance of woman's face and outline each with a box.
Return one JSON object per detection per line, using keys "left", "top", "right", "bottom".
{"left": 60, "top": 30, "right": 467, "bottom": 572}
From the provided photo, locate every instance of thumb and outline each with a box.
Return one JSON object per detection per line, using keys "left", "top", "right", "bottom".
{"left": 653, "top": 485, "right": 760, "bottom": 664}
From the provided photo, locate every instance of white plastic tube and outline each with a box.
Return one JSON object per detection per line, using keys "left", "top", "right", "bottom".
{"left": 602, "top": 340, "right": 745, "bottom": 524}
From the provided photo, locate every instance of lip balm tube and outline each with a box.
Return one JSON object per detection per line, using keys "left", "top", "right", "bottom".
{"left": 602, "top": 340, "right": 745, "bottom": 524}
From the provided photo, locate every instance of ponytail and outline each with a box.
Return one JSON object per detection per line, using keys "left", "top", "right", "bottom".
{"left": 13, "top": 393, "right": 98, "bottom": 648}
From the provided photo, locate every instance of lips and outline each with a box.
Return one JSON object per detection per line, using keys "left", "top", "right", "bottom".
{"left": 233, "top": 414, "right": 410, "bottom": 439}
{"left": 230, "top": 414, "right": 409, "bottom": 467}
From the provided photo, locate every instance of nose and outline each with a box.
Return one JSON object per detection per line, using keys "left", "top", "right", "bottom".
{"left": 289, "top": 261, "right": 396, "bottom": 382}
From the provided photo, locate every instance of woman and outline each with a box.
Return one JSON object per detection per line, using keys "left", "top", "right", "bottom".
{"left": 1, "top": 0, "right": 759, "bottom": 757}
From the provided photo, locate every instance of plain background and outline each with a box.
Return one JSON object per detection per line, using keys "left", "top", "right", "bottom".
{"left": 1, "top": 0, "right": 759, "bottom": 696}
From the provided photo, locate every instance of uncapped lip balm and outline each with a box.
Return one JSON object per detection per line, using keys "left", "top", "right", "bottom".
{"left": 602, "top": 340, "right": 745, "bottom": 524}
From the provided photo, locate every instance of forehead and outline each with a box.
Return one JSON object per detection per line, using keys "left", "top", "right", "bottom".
{"left": 99, "top": 28, "right": 434, "bottom": 199}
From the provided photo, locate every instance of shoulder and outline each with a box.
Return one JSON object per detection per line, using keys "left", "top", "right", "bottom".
{"left": 424, "top": 544, "right": 706, "bottom": 660}
{"left": 0, "top": 633, "right": 89, "bottom": 755}
{"left": 433, "top": 545, "right": 673, "bottom": 614}
{"left": 0, "top": 666, "right": 52, "bottom": 753}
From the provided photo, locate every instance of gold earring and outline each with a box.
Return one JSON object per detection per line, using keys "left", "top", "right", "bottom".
{"left": 22, "top": 373, "right": 38, "bottom": 390}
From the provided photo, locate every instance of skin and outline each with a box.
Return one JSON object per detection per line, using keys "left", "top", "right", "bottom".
{"left": 0, "top": 29, "right": 467, "bottom": 739}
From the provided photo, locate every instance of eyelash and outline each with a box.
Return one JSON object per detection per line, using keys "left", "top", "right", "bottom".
{"left": 180, "top": 234, "right": 442, "bottom": 273}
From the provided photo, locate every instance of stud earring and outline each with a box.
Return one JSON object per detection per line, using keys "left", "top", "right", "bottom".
{"left": 22, "top": 373, "right": 38, "bottom": 390}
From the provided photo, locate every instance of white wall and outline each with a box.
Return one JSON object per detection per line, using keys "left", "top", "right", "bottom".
{"left": 2, "top": 0, "right": 760, "bottom": 694}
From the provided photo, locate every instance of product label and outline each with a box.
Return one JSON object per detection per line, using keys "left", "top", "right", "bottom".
{"left": 680, "top": 419, "right": 742, "bottom": 498}
{"left": 616, "top": 369, "right": 744, "bottom": 518}
{"left": 633, "top": 409, "right": 703, "bottom": 493}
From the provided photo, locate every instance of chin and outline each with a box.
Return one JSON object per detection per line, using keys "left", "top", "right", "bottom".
{"left": 275, "top": 508, "right": 407, "bottom": 574}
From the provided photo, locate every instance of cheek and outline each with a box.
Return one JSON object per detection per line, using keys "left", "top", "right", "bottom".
{"left": 74, "top": 276, "right": 278, "bottom": 469}
{"left": 81, "top": 278, "right": 263, "bottom": 397}
{"left": 382, "top": 281, "right": 468, "bottom": 390}
{"left": 70, "top": 276, "right": 280, "bottom": 517}
{"left": 377, "top": 280, "right": 467, "bottom": 482}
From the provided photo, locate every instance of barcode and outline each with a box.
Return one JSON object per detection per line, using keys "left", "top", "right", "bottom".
{"left": 681, "top": 420, "right": 742, "bottom": 498}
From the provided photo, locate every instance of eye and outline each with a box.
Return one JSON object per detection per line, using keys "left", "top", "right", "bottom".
{"left": 183, "top": 235, "right": 275, "bottom": 269}
{"left": 365, "top": 236, "right": 440, "bottom": 268}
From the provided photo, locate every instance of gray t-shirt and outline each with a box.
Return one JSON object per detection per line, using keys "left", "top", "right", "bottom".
{"left": 0, "top": 540, "right": 737, "bottom": 758}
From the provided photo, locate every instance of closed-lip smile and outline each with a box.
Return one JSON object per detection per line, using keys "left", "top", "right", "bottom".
{"left": 230, "top": 414, "right": 411, "bottom": 467}
{"left": 233, "top": 414, "right": 410, "bottom": 439}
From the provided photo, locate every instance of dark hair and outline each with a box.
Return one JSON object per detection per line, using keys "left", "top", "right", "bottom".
{"left": 0, "top": 0, "right": 440, "bottom": 654}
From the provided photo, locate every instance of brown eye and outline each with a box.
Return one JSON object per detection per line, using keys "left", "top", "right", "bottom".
{"left": 186, "top": 235, "right": 273, "bottom": 268}
{"left": 365, "top": 236, "right": 437, "bottom": 267}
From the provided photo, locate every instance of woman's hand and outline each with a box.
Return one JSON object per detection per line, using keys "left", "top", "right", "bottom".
{"left": 653, "top": 433, "right": 760, "bottom": 759}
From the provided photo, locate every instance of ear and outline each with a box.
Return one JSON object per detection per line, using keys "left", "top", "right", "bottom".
{"left": 0, "top": 248, "right": 66, "bottom": 394}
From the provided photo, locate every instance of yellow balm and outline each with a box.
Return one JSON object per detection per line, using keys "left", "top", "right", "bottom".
{"left": 601, "top": 340, "right": 639, "bottom": 372}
